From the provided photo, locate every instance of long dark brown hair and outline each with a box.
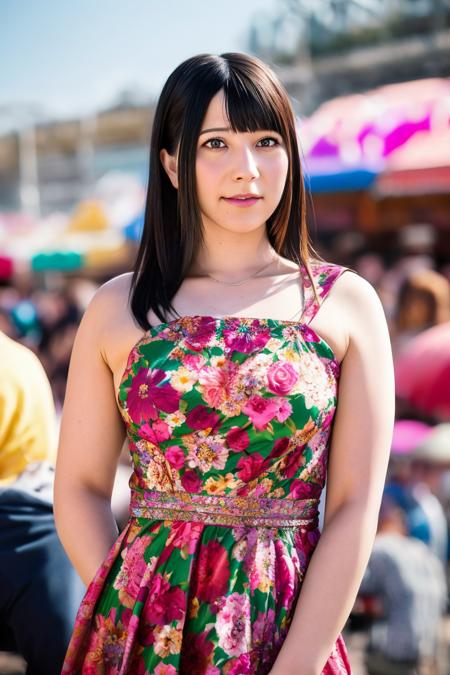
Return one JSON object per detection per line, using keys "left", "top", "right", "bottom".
{"left": 130, "top": 52, "right": 324, "bottom": 329}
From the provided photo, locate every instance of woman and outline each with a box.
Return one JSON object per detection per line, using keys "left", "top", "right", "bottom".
{"left": 54, "top": 52, "right": 395, "bottom": 674}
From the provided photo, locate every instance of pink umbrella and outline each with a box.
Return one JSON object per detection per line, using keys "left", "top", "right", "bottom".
{"left": 394, "top": 322, "right": 450, "bottom": 420}
{"left": 391, "top": 419, "right": 434, "bottom": 455}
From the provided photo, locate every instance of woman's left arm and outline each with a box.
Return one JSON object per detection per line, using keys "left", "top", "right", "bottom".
{"left": 270, "top": 272, "right": 396, "bottom": 675}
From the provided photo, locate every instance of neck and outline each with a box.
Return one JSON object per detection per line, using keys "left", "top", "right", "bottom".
{"left": 188, "top": 223, "right": 277, "bottom": 280}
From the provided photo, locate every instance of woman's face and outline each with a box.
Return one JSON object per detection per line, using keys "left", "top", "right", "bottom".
{"left": 194, "top": 89, "right": 289, "bottom": 235}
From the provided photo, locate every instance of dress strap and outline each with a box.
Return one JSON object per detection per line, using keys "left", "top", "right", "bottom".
{"left": 299, "top": 261, "right": 356, "bottom": 325}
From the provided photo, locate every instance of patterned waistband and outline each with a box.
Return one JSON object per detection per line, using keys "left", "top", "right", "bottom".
{"left": 129, "top": 487, "right": 320, "bottom": 529}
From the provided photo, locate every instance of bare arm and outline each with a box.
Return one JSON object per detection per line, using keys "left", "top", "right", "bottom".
{"left": 54, "top": 282, "right": 127, "bottom": 586}
{"left": 271, "top": 273, "right": 395, "bottom": 675}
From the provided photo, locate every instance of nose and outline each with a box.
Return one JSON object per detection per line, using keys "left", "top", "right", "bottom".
{"left": 232, "top": 145, "right": 260, "bottom": 181}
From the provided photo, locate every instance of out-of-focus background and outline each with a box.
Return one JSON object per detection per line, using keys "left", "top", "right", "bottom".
{"left": 1, "top": 1, "right": 450, "bottom": 673}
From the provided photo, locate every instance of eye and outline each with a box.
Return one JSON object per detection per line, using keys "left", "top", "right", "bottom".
{"left": 203, "top": 138, "right": 226, "bottom": 149}
{"left": 257, "top": 136, "right": 280, "bottom": 147}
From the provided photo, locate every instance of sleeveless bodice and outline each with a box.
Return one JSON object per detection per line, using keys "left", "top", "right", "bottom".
{"left": 62, "top": 261, "right": 354, "bottom": 674}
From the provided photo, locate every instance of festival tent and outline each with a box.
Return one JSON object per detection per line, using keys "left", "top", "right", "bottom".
{"left": 374, "top": 127, "right": 450, "bottom": 196}
{"left": 0, "top": 172, "right": 145, "bottom": 277}
{"left": 299, "top": 77, "right": 450, "bottom": 193}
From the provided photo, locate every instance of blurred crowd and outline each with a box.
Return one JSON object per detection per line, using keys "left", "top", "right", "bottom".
{"left": 1, "top": 221, "right": 450, "bottom": 673}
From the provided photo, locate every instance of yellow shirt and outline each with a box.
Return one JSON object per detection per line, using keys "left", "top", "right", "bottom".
{"left": 0, "top": 332, "right": 57, "bottom": 485}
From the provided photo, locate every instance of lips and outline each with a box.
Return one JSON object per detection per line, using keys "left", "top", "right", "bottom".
{"left": 225, "top": 194, "right": 262, "bottom": 200}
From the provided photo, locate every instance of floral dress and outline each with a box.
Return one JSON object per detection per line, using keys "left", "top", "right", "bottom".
{"left": 62, "top": 261, "right": 354, "bottom": 674}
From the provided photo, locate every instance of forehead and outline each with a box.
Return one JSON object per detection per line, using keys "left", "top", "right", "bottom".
{"left": 201, "top": 89, "right": 229, "bottom": 128}
{"left": 199, "top": 87, "right": 282, "bottom": 135}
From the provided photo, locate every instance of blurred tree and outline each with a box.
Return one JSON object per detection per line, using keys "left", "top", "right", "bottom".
{"left": 247, "top": 0, "right": 450, "bottom": 63}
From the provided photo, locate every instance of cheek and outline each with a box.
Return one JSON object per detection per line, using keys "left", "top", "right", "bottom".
{"left": 196, "top": 159, "right": 221, "bottom": 201}
{"left": 265, "top": 153, "right": 289, "bottom": 189}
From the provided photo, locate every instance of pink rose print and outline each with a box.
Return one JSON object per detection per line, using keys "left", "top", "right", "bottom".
{"left": 181, "top": 469, "right": 202, "bottom": 493}
{"left": 242, "top": 395, "right": 279, "bottom": 431}
{"left": 226, "top": 427, "right": 250, "bottom": 452}
{"left": 165, "top": 445, "right": 185, "bottom": 469}
{"left": 127, "top": 368, "right": 180, "bottom": 424}
{"left": 267, "top": 361, "right": 298, "bottom": 395}
{"left": 186, "top": 405, "right": 220, "bottom": 431}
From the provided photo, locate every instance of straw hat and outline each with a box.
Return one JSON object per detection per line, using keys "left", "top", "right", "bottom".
{"left": 411, "top": 423, "right": 450, "bottom": 464}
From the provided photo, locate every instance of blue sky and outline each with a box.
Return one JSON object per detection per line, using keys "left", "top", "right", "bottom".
{"left": 0, "top": 0, "right": 279, "bottom": 130}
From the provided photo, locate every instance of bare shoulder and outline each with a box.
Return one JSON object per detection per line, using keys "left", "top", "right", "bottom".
{"left": 81, "top": 272, "right": 133, "bottom": 332}
{"left": 336, "top": 268, "right": 393, "bottom": 363}
{"left": 339, "top": 269, "right": 387, "bottom": 331}
{"left": 308, "top": 265, "right": 387, "bottom": 364}
{"left": 78, "top": 271, "right": 139, "bottom": 365}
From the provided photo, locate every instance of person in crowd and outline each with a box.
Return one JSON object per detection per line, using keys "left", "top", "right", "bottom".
{"left": 359, "top": 495, "right": 447, "bottom": 675}
{"left": 392, "top": 268, "right": 450, "bottom": 356}
{"left": 0, "top": 330, "right": 84, "bottom": 675}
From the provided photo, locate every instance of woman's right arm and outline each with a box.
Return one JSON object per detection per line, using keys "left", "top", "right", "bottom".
{"left": 54, "top": 282, "right": 127, "bottom": 586}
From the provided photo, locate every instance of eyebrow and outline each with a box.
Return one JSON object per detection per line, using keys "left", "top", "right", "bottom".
{"left": 199, "top": 127, "right": 281, "bottom": 137}
{"left": 199, "top": 127, "right": 231, "bottom": 135}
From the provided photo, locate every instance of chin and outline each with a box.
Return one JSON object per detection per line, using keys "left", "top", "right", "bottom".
{"left": 215, "top": 218, "right": 267, "bottom": 233}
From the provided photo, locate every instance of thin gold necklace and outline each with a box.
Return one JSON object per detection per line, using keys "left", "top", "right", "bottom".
{"left": 207, "top": 251, "right": 278, "bottom": 286}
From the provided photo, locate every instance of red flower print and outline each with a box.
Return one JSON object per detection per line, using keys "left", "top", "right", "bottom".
{"left": 181, "top": 469, "right": 202, "bottom": 493}
{"left": 196, "top": 540, "right": 230, "bottom": 602}
{"left": 182, "top": 316, "right": 217, "bottom": 351}
{"left": 242, "top": 395, "right": 279, "bottom": 431}
{"left": 223, "top": 319, "right": 271, "bottom": 354}
{"left": 186, "top": 405, "right": 220, "bottom": 431}
{"left": 267, "top": 436, "right": 290, "bottom": 460}
{"left": 127, "top": 368, "right": 180, "bottom": 424}
{"left": 226, "top": 427, "right": 250, "bottom": 452}
{"left": 142, "top": 576, "right": 186, "bottom": 625}
{"left": 227, "top": 653, "right": 253, "bottom": 674}
{"left": 236, "top": 453, "right": 266, "bottom": 482}
{"left": 274, "top": 539, "right": 296, "bottom": 609}
{"left": 299, "top": 323, "right": 322, "bottom": 344}
{"left": 282, "top": 443, "right": 308, "bottom": 479}
{"left": 179, "top": 631, "right": 215, "bottom": 673}
{"left": 141, "top": 419, "right": 171, "bottom": 444}
{"left": 267, "top": 361, "right": 298, "bottom": 395}
{"left": 289, "top": 478, "right": 321, "bottom": 499}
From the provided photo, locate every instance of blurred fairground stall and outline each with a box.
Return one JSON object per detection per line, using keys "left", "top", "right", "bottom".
{"left": 0, "top": 76, "right": 449, "bottom": 283}
{"left": 299, "top": 77, "right": 450, "bottom": 264}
